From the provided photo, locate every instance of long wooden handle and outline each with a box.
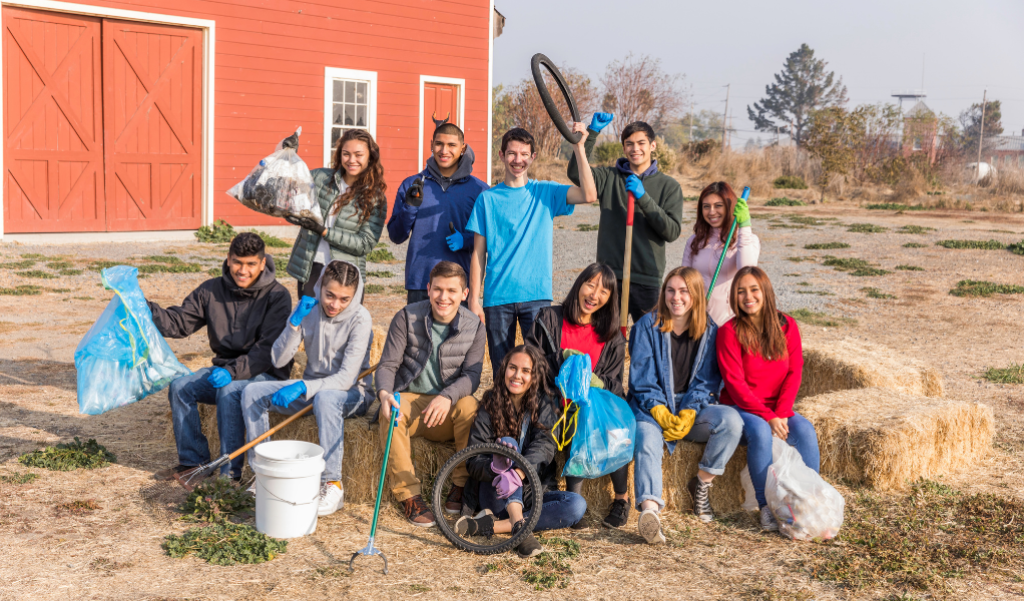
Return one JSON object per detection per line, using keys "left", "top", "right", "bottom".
{"left": 620, "top": 191, "right": 635, "bottom": 337}
{"left": 227, "top": 363, "right": 379, "bottom": 460}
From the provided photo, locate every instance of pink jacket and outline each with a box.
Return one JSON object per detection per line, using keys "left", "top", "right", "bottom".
{"left": 681, "top": 226, "right": 760, "bottom": 326}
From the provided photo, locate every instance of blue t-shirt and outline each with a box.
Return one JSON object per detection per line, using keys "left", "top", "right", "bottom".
{"left": 466, "top": 179, "right": 573, "bottom": 307}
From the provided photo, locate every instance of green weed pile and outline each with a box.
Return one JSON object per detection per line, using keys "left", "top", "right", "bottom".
{"left": 804, "top": 242, "right": 849, "bottom": 250}
{"left": 897, "top": 225, "right": 934, "bottom": 234}
{"left": 861, "top": 287, "right": 895, "bottom": 299}
{"left": 0, "top": 285, "right": 43, "bottom": 296}
{"left": 949, "top": 280, "right": 1024, "bottom": 298}
{"left": 367, "top": 248, "right": 396, "bottom": 263}
{"left": 0, "top": 471, "right": 38, "bottom": 484}
{"left": 18, "top": 437, "right": 116, "bottom": 471}
{"left": 822, "top": 256, "right": 889, "bottom": 276}
{"left": 1006, "top": 240, "right": 1024, "bottom": 256}
{"left": 365, "top": 284, "right": 385, "bottom": 294}
{"left": 194, "top": 220, "right": 236, "bottom": 243}
{"left": 865, "top": 203, "right": 926, "bottom": 211}
{"left": 163, "top": 522, "right": 287, "bottom": 566}
{"left": 936, "top": 239, "right": 1006, "bottom": 250}
{"left": 902, "top": 242, "right": 928, "bottom": 248}
{"left": 983, "top": 364, "right": 1024, "bottom": 385}
{"left": 254, "top": 231, "right": 290, "bottom": 248}
{"left": 765, "top": 197, "right": 805, "bottom": 206}
{"left": 846, "top": 223, "right": 888, "bottom": 234}
{"left": 895, "top": 265, "right": 924, "bottom": 271}
{"left": 367, "top": 270, "right": 393, "bottom": 278}
{"left": 522, "top": 536, "right": 581, "bottom": 590}
{"left": 576, "top": 223, "right": 599, "bottom": 231}
{"left": 179, "top": 477, "right": 255, "bottom": 523}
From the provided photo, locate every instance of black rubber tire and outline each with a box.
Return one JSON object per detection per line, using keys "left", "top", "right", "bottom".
{"left": 531, "top": 53, "right": 582, "bottom": 145}
{"left": 432, "top": 443, "right": 543, "bottom": 555}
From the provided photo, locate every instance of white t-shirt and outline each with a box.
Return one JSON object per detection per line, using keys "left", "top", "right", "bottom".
{"left": 315, "top": 179, "right": 348, "bottom": 267}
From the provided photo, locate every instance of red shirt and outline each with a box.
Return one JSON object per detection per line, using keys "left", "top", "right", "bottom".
{"left": 560, "top": 319, "right": 605, "bottom": 370}
{"left": 716, "top": 315, "right": 803, "bottom": 421}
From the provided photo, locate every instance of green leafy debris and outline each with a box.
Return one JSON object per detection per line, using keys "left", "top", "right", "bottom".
{"left": 179, "top": 476, "right": 255, "bottom": 523}
{"left": 367, "top": 270, "right": 393, "bottom": 278}
{"left": 902, "top": 242, "right": 928, "bottom": 248}
{"left": 367, "top": 248, "right": 396, "bottom": 263}
{"left": 576, "top": 223, "right": 599, "bottom": 231}
{"left": 982, "top": 364, "right": 1024, "bottom": 384}
{"left": 163, "top": 522, "right": 287, "bottom": 565}
{"left": 364, "top": 284, "right": 385, "bottom": 294}
{"left": 194, "top": 220, "right": 236, "bottom": 243}
{"left": 137, "top": 263, "right": 204, "bottom": 274}
{"left": 254, "top": 230, "right": 291, "bottom": 248}
{"left": 0, "top": 285, "right": 43, "bottom": 296}
{"left": 17, "top": 270, "right": 57, "bottom": 279}
{"left": 804, "top": 242, "right": 850, "bottom": 250}
{"left": 18, "top": 437, "right": 116, "bottom": 471}
{"left": 949, "top": 280, "right": 1024, "bottom": 298}
{"left": 0, "top": 471, "right": 38, "bottom": 484}
{"left": 822, "top": 256, "right": 889, "bottom": 276}
{"left": 521, "top": 536, "right": 581, "bottom": 590}
{"left": 846, "top": 223, "right": 888, "bottom": 234}
{"left": 897, "top": 225, "right": 934, "bottom": 234}
{"left": 936, "top": 239, "right": 1005, "bottom": 250}
{"left": 861, "top": 287, "right": 896, "bottom": 299}
{"left": 1008, "top": 240, "right": 1024, "bottom": 256}
{"left": 895, "top": 265, "right": 924, "bottom": 271}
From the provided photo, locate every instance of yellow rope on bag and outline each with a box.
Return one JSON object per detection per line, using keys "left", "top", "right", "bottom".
{"left": 551, "top": 398, "right": 579, "bottom": 452}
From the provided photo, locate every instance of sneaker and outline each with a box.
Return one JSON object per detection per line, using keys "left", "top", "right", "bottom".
{"left": 602, "top": 499, "right": 630, "bottom": 528}
{"left": 637, "top": 508, "right": 666, "bottom": 544}
{"left": 444, "top": 485, "right": 464, "bottom": 515}
{"left": 318, "top": 481, "right": 344, "bottom": 516}
{"left": 688, "top": 477, "right": 715, "bottom": 523}
{"left": 401, "top": 495, "right": 436, "bottom": 528}
{"left": 760, "top": 505, "right": 779, "bottom": 532}
{"left": 512, "top": 520, "right": 543, "bottom": 559}
{"left": 454, "top": 513, "right": 495, "bottom": 537}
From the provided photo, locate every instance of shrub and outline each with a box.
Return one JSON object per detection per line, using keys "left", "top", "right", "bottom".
{"left": 936, "top": 239, "right": 1005, "bottom": 250}
{"left": 254, "top": 230, "right": 290, "bottom": 248}
{"left": 804, "top": 242, "right": 850, "bottom": 250}
{"left": 765, "top": 197, "right": 806, "bottom": 206}
{"left": 592, "top": 142, "right": 621, "bottom": 165}
{"left": 163, "top": 523, "right": 287, "bottom": 565}
{"left": 19, "top": 438, "right": 116, "bottom": 471}
{"left": 366, "top": 248, "right": 396, "bottom": 263}
{"left": 651, "top": 137, "right": 676, "bottom": 172}
{"left": 195, "top": 220, "right": 236, "bottom": 243}
{"left": 773, "top": 175, "right": 807, "bottom": 189}
{"left": 950, "top": 280, "right": 1024, "bottom": 297}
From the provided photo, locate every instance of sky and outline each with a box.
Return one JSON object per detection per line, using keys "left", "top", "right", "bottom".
{"left": 492, "top": 0, "right": 1024, "bottom": 147}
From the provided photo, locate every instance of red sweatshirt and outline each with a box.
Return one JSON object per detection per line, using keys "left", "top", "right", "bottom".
{"left": 716, "top": 314, "right": 803, "bottom": 421}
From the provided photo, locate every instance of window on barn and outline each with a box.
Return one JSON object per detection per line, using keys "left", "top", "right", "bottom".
{"left": 323, "top": 67, "right": 377, "bottom": 166}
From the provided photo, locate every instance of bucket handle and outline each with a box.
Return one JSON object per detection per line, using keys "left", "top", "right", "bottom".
{"left": 256, "top": 478, "right": 320, "bottom": 506}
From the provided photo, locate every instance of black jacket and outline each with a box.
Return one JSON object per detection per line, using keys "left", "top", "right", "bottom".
{"left": 148, "top": 256, "right": 293, "bottom": 380}
{"left": 525, "top": 305, "right": 626, "bottom": 398}
{"left": 464, "top": 396, "right": 559, "bottom": 511}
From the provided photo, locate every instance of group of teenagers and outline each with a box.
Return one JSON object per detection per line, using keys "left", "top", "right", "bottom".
{"left": 150, "top": 112, "right": 820, "bottom": 559}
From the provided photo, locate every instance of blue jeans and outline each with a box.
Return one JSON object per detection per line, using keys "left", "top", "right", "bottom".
{"left": 739, "top": 410, "right": 820, "bottom": 507}
{"left": 479, "top": 483, "right": 587, "bottom": 532}
{"left": 483, "top": 300, "right": 550, "bottom": 376}
{"left": 240, "top": 380, "right": 370, "bottom": 482}
{"left": 633, "top": 403, "right": 744, "bottom": 510}
{"left": 168, "top": 367, "right": 275, "bottom": 478}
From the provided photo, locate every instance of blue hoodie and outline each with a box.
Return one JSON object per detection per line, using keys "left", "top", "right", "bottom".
{"left": 387, "top": 146, "right": 489, "bottom": 290}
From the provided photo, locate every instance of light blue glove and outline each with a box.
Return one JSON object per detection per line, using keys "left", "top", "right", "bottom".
{"left": 207, "top": 367, "right": 232, "bottom": 389}
{"left": 625, "top": 174, "right": 646, "bottom": 199}
{"left": 446, "top": 230, "right": 464, "bottom": 251}
{"left": 590, "top": 112, "right": 614, "bottom": 132}
{"left": 272, "top": 381, "right": 306, "bottom": 408}
{"left": 290, "top": 296, "right": 318, "bottom": 327}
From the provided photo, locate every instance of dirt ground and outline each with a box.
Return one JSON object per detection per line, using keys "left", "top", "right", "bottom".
{"left": 2, "top": 197, "right": 1024, "bottom": 601}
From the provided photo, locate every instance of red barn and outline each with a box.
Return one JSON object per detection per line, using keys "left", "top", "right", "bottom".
{"left": 1, "top": 0, "right": 498, "bottom": 238}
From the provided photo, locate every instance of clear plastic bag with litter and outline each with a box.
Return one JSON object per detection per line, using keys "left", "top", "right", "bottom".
{"left": 765, "top": 437, "right": 845, "bottom": 540}
{"left": 74, "top": 266, "right": 191, "bottom": 415}
{"left": 227, "top": 127, "right": 321, "bottom": 225}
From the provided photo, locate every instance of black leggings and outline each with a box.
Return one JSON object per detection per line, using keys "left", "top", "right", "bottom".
{"left": 565, "top": 465, "right": 629, "bottom": 496}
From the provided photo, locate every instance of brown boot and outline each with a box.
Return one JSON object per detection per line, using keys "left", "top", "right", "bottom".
{"left": 444, "top": 485, "right": 464, "bottom": 515}
{"left": 401, "top": 495, "right": 436, "bottom": 528}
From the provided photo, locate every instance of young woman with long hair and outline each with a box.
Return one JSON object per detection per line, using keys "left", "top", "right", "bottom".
{"left": 286, "top": 129, "right": 388, "bottom": 295}
{"left": 682, "top": 181, "right": 760, "bottom": 326}
{"left": 716, "top": 266, "right": 819, "bottom": 532}
{"left": 457, "top": 345, "right": 586, "bottom": 559}
{"left": 628, "top": 266, "right": 741, "bottom": 544}
{"left": 524, "top": 262, "right": 628, "bottom": 529}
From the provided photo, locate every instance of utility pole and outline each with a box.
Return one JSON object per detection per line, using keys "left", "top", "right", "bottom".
{"left": 722, "top": 84, "right": 730, "bottom": 149}
{"left": 689, "top": 99, "right": 694, "bottom": 143}
{"left": 976, "top": 89, "right": 987, "bottom": 185}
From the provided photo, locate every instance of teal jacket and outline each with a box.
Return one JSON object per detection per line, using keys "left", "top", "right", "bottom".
{"left": 286, "top": 168, "right": 386, "bottom": 282}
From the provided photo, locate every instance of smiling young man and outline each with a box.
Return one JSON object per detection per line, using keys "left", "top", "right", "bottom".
{"left": 467, "top": 124, "right": 598, "bottom": 375}
{"left": 374, "top": 261, "right": 486, "bottom": 526}
{"left": 387, "top": 123, "right": 489, "bottom": 303}
{"left": 149, "top": 232, "right": 292, "bottom": 481}
{"left": 567, "top": 115, "right": 684, "bottom": 323}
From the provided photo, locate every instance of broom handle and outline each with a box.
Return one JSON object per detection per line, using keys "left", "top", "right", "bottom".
{"left": 706, "top": 186, "right": 750, "bottom": 301}
{"left": 226, "top": 363, "right": 378, "bottom": 461}
{"left": 371, "top": 394, "right": 399, "bottom": 539}
{"left": 620, "top": 191, "right": 635, "bottom": 338}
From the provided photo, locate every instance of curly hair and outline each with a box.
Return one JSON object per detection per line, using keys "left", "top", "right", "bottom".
{"left": 690, "top": 181, "right": 738, "bottom": 258}
{"left": 330, "top": 129, "right": 387, "bottom": 224}
{"left": 481, "top": 345, "right": 552, "bottom": 439}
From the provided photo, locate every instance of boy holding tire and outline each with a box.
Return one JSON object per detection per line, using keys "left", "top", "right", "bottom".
{"left": 567, "top": 116, "right": 685, "bottom": 323}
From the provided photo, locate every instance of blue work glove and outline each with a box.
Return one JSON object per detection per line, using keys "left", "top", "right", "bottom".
{"left": 625, "top": 174, "right": 646, "bottom": 199}
{"left": 590, "top": 112, "right": 614, "bottom": 132}
{"left": 207, "top": 367, "right": 232, "bottom": 389}
{"left": 272, "top": 381, "right": 306, "bottom": 408}
{"left": 290, "top": 295, "right": 318, "bottom": 327}
{"left": 446, "top": 230, "right": 465, "bottom": 251}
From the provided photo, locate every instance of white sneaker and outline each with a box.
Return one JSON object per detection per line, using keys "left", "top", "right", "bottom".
{"left": 760, "top": 505, "right": 779, "bottom": 532}
{"left": 637, "top": 508, "right": 665, "bottom": 544}
{"left": 318, "top": 482, "right": 344, "bottom": 516}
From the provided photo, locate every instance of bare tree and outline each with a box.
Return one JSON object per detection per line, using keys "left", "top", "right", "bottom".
{"left": 600, "top": 53, "right": 686, "bottom": 139}
{"left": 499, "top": 66, "right": 597, "bottom": 158}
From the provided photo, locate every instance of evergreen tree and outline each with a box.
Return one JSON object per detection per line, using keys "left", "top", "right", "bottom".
{"left": 957, "top": 100, "right": 1003, "bottom": 154}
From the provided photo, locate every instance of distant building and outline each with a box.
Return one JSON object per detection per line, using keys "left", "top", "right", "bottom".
{"left": 988, "top": 136, "right": 1024, "bottom": 170}
{"left": 901, "top": 101, "right": 939, "bottom": 164}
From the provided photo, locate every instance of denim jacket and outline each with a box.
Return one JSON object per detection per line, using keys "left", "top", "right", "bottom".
{"left": 626, "top": 311, "right": 723, "bottom": 453}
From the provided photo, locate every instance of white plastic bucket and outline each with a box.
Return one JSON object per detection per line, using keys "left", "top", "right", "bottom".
{"left": 251, "top": 440, "right": 325, "bottom": 539}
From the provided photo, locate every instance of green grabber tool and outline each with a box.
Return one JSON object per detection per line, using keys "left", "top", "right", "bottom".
{"left": 706, "top": 186, "right": 751, "bottom": 301}
{"left": 349, "top": 392, "right": 400, "bottom": 575}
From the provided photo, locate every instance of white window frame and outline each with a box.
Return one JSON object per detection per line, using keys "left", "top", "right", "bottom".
{"left": 418, "top": 75, "right": 466, "bottom": 169}
{"left": 323, "top": 67, "right": 377, "bottom": 167}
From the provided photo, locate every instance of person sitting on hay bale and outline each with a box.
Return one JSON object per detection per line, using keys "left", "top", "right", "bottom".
{"left": 149, "top": 232, "right": 292, "bottom": 481}
{"left": 239, "top": 260, "right": 374, "bottom": 517}
{"left": 716, "top": 266, "right": 820, "bottom": 532}
{"left": 456, "top": 345, "right": 586, "bottom": 559}
{"left": 376, "top": 261, "right": 486, "bottom": 527}
{"left": 524, "top": 263, "right": 629, "bottom": 529}
{"left": 629, "top": 266, "right": 741, "bottom": 544}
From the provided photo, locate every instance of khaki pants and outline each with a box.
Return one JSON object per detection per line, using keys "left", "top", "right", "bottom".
{"left": 379, "top": 392, "right": 478, "bottom": 501}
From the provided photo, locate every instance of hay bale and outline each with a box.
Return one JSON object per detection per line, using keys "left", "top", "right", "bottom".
{"left": 796, "top": 387, "right": 993, "bottom": 490}
{"left": 799, "top": 337, "right": 944, "bottom": 399}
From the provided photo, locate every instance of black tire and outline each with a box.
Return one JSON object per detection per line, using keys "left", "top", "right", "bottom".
{"left": 530, "top": 53, "right": 582, "bottom": 145}
{"left": 432, "top": 443, "right": 543, "bottom": 555}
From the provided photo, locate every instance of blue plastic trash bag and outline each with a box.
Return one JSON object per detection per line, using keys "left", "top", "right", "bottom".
{"left": 556, "top": 353, "right": 636, "bottom": 479}
{"left": 74, "top": 266, "right": 191, "bottom": 415}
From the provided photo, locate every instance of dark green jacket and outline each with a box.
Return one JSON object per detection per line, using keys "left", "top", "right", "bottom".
{"left": 568, "top": 128, "right": 684, "bottom": 288}
{"left": 286, "top": 168, "right": 386, "bottom": 282}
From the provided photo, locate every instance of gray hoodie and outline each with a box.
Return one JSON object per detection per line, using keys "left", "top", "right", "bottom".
{"left": 270, "top": 260, "right": 374, "bottom": 399}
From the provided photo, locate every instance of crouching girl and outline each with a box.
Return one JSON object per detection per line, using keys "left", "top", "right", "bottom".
{"left": 628, "top": 266, "right": 742, "bottom": 544}
{"left": 240, "top": 260, "right": 374, "bottom": 517}
{"left": 456, "top": 345, "right": 586, "bottom": 558}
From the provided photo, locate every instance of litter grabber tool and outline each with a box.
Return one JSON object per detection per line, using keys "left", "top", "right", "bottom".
{"left": 349, "top": 392, "right": 399, "bottom": 574}
{"left": 706, "top": 186, "right": 750, "bottom": 301}
{"left": 619, "top": 190, "right": 635, "bottom": 338}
